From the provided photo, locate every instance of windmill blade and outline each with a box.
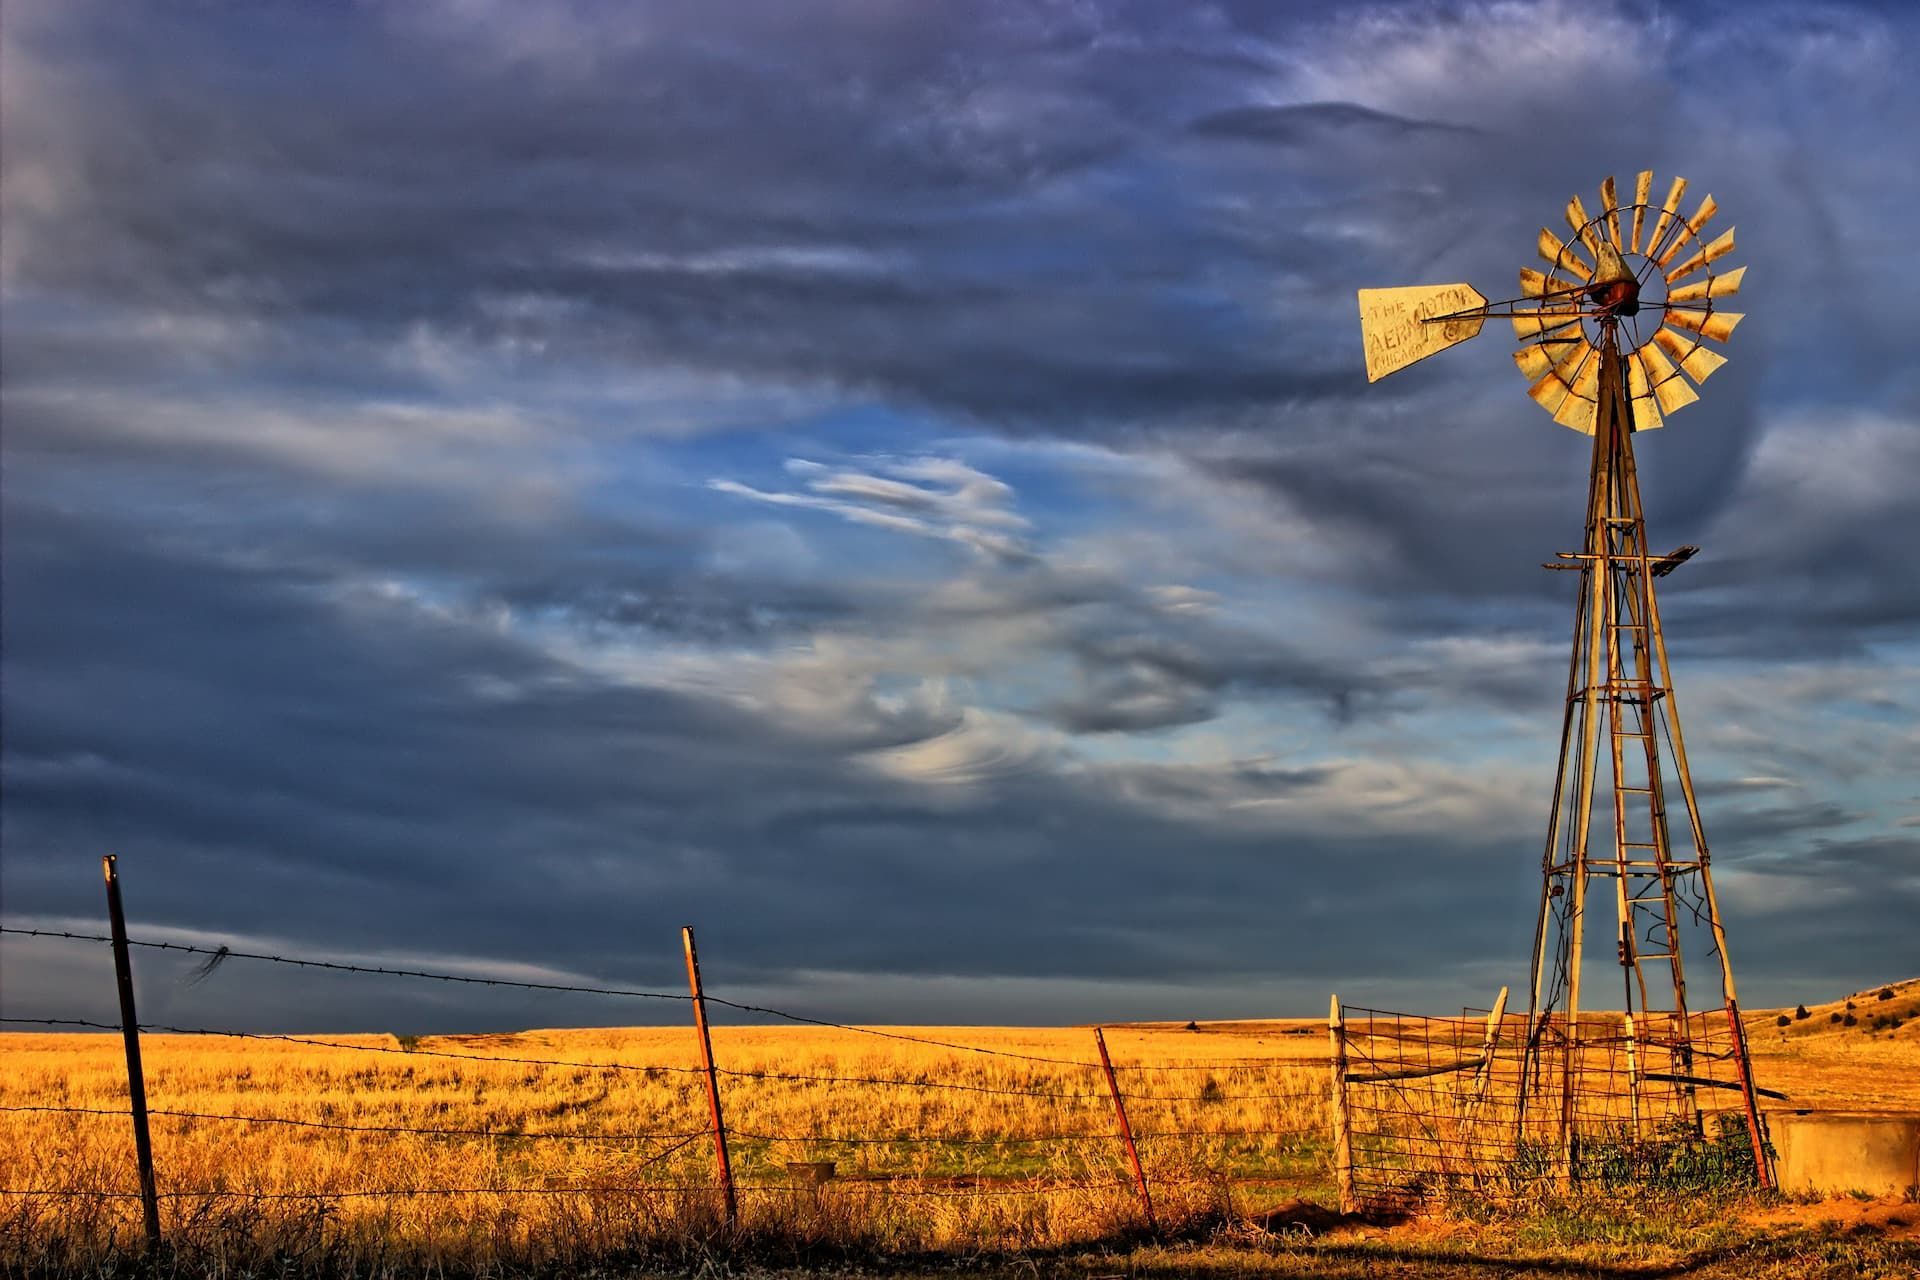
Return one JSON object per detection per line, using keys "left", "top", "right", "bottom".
{"left": 1655, "top": 194, "right": 1719, "bottom": 269}
{"left": 1667, "top": 265, "right": 1745, "bottom": 303}
{"left": 1538, "top": 228, "right": 1593, "bottom": 280}
{"left": 1356, "top": 283, "right": 1488, "bottom": 382}
{"left": 1528, "top": 370, "right": 1573, "bottom": 413}
{"left": 1526, "top": 336, "right": 1594, "bottom": 412}
{"left": 1555, "top": 397, "right": 1598, "bottom": 434}
{"left": 1514, "top": 343, "right": 1557, "bottom": 381}
{"left": 1553, "top": 354, "right": 1601, "bottom": 433}
{"left": 1600, "top": 176, "right": 1623, "bottom": 248}
{"left": 1652, "top": 325, "right": 1729, "bottom": 383}
{"left": 1643, "top": 175, "right": 1690, "bottom": 263}
{"left": 1566, "top": 194, "right": 1602, "bottom": 256}
{"left": 1664, "top": 226, "right": 1737, "bottom": 284}
{"left": 1630, "top": 170, "right": 1653, "bottom": 253}
{"left": 1652, "top": 374, "right": 1700, "bottom": 416}
{"left": 1636, "top": 343, "right": 1700, "bottom": 415}
{"left": 1512, "top": 310, "right": 1585, "bottom": 340}
{"left": 1520, "top": 267, "right": 1583, "bottom": 298}
{"left": 1636, "top": 339, "right": 1681, "bottom": 385}
{"left": 1664, "top": 306, "right": 1743, "bottom": 343}
{"left": 1626, "top": 348, "right": 1665, "bottom": 431}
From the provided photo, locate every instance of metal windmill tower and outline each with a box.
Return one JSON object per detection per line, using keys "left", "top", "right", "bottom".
{"left": 1356, "top": 172, "right": 1770, "bottom": 1186}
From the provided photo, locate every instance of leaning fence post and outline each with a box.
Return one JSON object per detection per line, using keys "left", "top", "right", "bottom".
{"left": 681, "top": 926, "right": 737, "bottom": 1226}
{"left": 1464, "top": 986, "right": 1510, "bottom": 1124}
{"left": 1092, "top": 1027, "right": 1154, "bottom": 1233}
{"left": 1327, "top": 994, "right": 1353, "bottom": 1214}
{"left": 102, "top": 855, "right": 162, "bottom": 1252}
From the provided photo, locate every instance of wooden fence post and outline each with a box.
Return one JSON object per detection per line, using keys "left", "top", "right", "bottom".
{"left": 1092, "top": 1027, "right": 1154, "bottom": 1233}
{"left": 1464, "top": 986, "right": 1510, "bottom": 1123}
{"left": 1327, "top": 994, "right": 1353, "bottom": 1214}
{"left": 681, "top": 926, "right": 737, "bottom": 1226}
{"left": 102, "top": 855, "right": 162, "bottom": 1252}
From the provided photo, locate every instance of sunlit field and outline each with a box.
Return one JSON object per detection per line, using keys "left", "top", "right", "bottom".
{"left": 5, "top": 994, "right": 1918, "bottom": 1276}
{"left": 1, "top": 1021, "right": 1331, "bottom": 1269}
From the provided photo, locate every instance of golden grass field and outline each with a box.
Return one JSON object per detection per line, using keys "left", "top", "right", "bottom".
{"left": 4, "top": 980, "right": 1917, "bottom": 1276}
{"left": 1, "top": 1019, "right": 1330, "bottom": 1268}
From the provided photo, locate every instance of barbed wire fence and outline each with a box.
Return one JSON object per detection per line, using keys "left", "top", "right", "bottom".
{"left": 0, "top": 858, "right": 1337, "bottom": 1256}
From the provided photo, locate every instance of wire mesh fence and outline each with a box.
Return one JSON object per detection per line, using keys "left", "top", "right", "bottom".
{"left": 1336, "top": 1001, "right": 1773, "bottom": 1214}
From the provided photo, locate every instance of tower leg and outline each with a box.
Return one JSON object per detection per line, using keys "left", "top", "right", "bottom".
{"left": 1519, "top": 328, "right": 1768, "bottom": 1191}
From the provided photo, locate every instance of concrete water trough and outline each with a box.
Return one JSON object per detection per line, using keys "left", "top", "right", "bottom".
{"left": 1768, "top": 1111, "right": 1920, "bottom": 1197}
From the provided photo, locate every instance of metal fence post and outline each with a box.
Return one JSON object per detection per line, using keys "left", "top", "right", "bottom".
{"left": 1092, "top": 1027, "right": 1154, "bottom": 1233}
{"left": 681, "top": 926, "right": 737, "bottom": 1225}
{"left": 1723, "top": 999, "right": 1774, "bottom": 1190}
{"left": 1328, "top": 994, "right": 1353, "bottom": 1214}
{"left": 102, "top": 855, "right": 162, "bottom": 1252}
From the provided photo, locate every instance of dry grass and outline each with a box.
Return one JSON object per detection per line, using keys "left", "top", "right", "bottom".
{"left": 5, "top": 991, "right": 1916, "bottom": 1276}
{"left": 0, "top": 1021, "right": 1329, "bottom": 1270}
{"left": 1744, "top": 978, "right": 1920, "bottom": 1111}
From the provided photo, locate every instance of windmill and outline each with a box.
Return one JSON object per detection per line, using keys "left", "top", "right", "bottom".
{"left": 1356, "top": 172, "right": 1771, "bottom": 1188}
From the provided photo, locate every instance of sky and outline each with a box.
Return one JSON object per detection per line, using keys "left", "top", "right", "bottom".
{"left": 2, "top": 0, "right": 1916, "bottom": 1035}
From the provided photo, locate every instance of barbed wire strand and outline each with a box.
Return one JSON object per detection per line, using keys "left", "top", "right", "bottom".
{"left": 0, "top": 1177, "right": 1192, "bottom": 1202}
{"left": 5, "top": 1015, "right": 1318, "bottom": 1108}
{"left": 0, "top": 1103, "right": 1317, "bottom": 1150}
{"left": 0, "top": 927, "right": 1311, "bottom": 1074}
{"left": 0, "top": 1019, "right": 1113, "bottom": 1102}
{"left": 0, "top": 928, "right": 688, "bottom": 1003}
{"left": 0, "top": 1104, "right": 707, "bottom": 1145}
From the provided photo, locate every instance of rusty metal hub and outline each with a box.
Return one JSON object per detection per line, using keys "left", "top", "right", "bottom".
{"left": 1587, "top": 240, "right": 1641, "bottom": 317}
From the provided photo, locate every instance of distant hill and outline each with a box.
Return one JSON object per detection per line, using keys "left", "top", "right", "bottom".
{"left": 1751, "top": 976, "right": 1920, "bottom": 1042}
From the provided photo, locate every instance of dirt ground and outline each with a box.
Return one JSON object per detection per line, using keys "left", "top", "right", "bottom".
{"left": 1737, "top": 1192, "right": 1919, "bottom": 1241}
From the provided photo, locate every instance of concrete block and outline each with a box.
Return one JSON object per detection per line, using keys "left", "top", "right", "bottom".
{"left": 1768, "top": 1111, "right": 1920, "bottom": 1197}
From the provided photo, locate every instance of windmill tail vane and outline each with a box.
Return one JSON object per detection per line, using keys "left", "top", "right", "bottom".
{"left": 1354, "top": 171, "right": 1772, "bottom": 1194}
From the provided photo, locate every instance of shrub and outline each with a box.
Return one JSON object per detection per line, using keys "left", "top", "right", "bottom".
{"left": 1830, "top": 1012, "right": 1842, "bottom": 1023}
{"left": 1878, "top": 987, "right": 1895, "bottom": 1001}
{"left": 1843, "top": 1013, "right": 1858, "bottom": 1026}
{"left": 1794, "top": 1004, "right": 1810, "bottom": 1020}
{"left": 1775, "top": 1015, "right": 1791, "bottom": 1028}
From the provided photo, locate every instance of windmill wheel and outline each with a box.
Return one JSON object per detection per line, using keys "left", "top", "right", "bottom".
{"left": 1513, "top": 172, "right": 1745, "bottom": 434}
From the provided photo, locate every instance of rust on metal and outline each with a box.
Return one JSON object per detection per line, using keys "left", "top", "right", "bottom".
{"left": 1356, "top": 283, "right": 1487, "bottom": 382}
{"left": 1664, "top": 225, "right": 1738, "bottom": 284}
{"left": 1625, "top": 353, "right": 1665, "bottom": 432}
{"left": 1538, "top": 227, "right": 1593, "bottom": 280}
{"left": 1664, "top": 306, "right": 1743, "bottom": 344}
{"left": 1648, "top": 176, "right": 1690, "bottom": 252}
{"left": 1629, "top": 170, "right": 1653, "bottom": 253}
{"left": 1656, "top": 193, "right": 1719, "bottom": 268}
{"left": 1652, "top": 326, "right": 1728, "bottom": 384}
{"left": 1667, "top": 264, "right": 1745, "bottom": 302}
{"left": 1093, "top": 1028, "right": 1155, "bottom": 1232}
{"left": 1520, "top": 267, "right": 1584, "bottom": 298}
{"left": 682, "top": 925, "right": 738, "bottom": 1226}
{"left": 1649, "top": 545, "right": 1698, "bottom": 577}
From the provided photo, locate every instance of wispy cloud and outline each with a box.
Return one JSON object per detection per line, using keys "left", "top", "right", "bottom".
{"left": 712, "top": 455, "right": 1032, "bottom": 561}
